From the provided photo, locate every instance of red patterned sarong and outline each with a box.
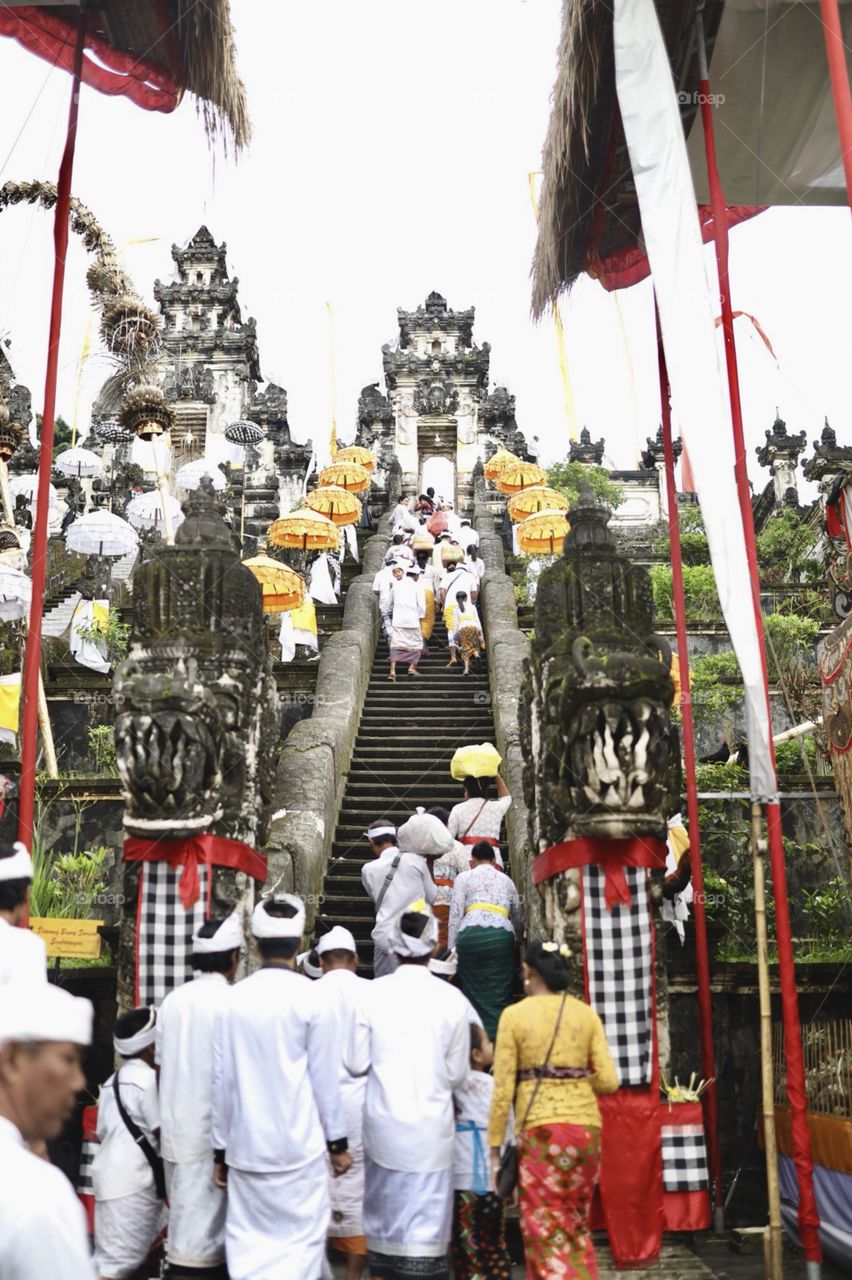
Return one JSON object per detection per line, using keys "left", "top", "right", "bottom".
{"left": 517, "top": 1123, "right": 601, "bottom": 1279}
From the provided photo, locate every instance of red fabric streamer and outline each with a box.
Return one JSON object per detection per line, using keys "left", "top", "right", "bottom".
{"left": 532, "top": 836, "right": 666, "bottom": 908}
{"left": 124, "top": 835, "right": 267, "bottom": 910}
{"left": 595, "top": 1091, "right": 664, "bottom": 1266}
{"left": 714, "top": 310, "right": 778, "bottom": 362}
{"left": 0, "top": 7, "right": 179, "bottom": 113}
{"left": 585, "top": 205, "right": 766, "bottom": 292}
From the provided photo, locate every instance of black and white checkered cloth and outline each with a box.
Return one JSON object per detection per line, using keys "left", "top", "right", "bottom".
{"left": 583, "top": 864, "right": 653, "bottom": 1086}
{"left": 76, "top": 1140, "right": 96, "bottom": 1196}
{"left": 136, "top": 861, "right": 208, "bottom": 1005}
{"left": 661, "top": 1123, "right": 710, "bottom": 1191}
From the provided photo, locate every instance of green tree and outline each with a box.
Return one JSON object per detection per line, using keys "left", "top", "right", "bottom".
{"left": 545, "top": 460, "right": 622, "bottom": 512}
{"left": 34, "top": 413, "right": 74, "bottom": 460}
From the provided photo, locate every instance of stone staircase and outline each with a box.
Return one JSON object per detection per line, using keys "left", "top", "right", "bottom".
{"left": 317, "top": 622, "right": 498, "bottom": 971}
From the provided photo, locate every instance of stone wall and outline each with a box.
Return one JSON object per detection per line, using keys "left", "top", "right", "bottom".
{"left": 265, "top": 525, "right": 390, "bottom": 929}
{"left": 473, "top": 501, "right": 540, "bottom": 932}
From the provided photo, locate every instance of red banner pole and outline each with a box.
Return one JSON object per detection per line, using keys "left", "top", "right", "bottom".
{"left": 17, "top": 11, "right": 87, "bottom": 850}
{"left": 695, "top": 12, "right": 821, "bottom": 1267}
{"left": 819, "top": 0, "right": 852, "bottom": 210}
{"left": 655, "top": 301, "right": 722, "bottom": 1222}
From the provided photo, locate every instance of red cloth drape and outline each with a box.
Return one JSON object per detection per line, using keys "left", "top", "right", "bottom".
{"left": 124, "top": 835, "right": 267, "bottom": 910}
{"left": 0, "top": 7, "right": 179, "bottom": 112}
{"left": 594, "top": 1091, "right": 664, "bottom": 1266}
{"left": 532, "top": 835, "right": 666, "bottom": 908}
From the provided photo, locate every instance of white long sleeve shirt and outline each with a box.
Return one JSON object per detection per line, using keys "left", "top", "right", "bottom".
{"left": 210, "top": 967, "right": 346, "bottom": 1173}
{"left": 0, "top": 918, "right": 46, "bottom": 988}
{"left": 92, "top": 1058, "right": 160, "bottom": 1200}
{"left": 0, "top": 1117, "right": 96, "bottom": 1279}
{"left": 311, "top": 968, "right": 370, "bottom": 1144}
{"left": 156, "top": 971, "right": 232, "bottom": 1163}
{"left": 344, "top": 965, "right": 470, "bottom": 1171}
{"left": 361, "top": 847, "right": 437, "bottom": 947}
{"left": 391, "top": 578, "right": 426, "bottom": 628}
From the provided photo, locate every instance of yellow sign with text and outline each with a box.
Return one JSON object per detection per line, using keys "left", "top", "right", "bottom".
{"left": 29, "top": 918, "right": 104, "bottom": 959}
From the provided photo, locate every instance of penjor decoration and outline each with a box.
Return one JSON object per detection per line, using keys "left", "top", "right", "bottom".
{"left": 520, "top": 487, "right": 706, "bottom": 1266}
{"left": 113, "top": 479, "right": 280, "bottom": 1009}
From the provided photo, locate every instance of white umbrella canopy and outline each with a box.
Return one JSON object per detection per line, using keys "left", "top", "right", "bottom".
{"left": 175, "top": 459, "right": 227, "bottom": 492}
{"left": 54, "top": 447, "right": 104, "bottom": 479}
{"left": 65, "top": 510, "right": 139, "bottom": 557}
{"left": 126, "top": 490, "right": 185, "bottom": 533}
{"left": 8, "top": 474, "right": 58, "bottom": 507}
{"left": 0, "top": 566, "right": 31, "bottom": 622}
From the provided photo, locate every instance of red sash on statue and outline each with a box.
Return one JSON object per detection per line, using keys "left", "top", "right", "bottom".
{"left": 124, "top": 835, "right": 267, "bottom": 910}
{"left": 532, "top": 835, "right": 666, "bottom": 907}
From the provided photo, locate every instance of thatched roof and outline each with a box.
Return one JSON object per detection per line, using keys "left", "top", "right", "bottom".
{"left": 531, "top": 0, "right": 724, "bottom": 317}
{"left": 7, "top": 2, "right": 250, "bottom": 151}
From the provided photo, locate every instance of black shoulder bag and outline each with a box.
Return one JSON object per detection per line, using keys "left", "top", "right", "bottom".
{"left": 374, "top": 854, "right": 402, "bottom": 915}
{"left": 496, "top": 991, "right": 568, "bottom": 1200}
{"left": 113, "top": 1074, "right": 167, "bottom": 1200}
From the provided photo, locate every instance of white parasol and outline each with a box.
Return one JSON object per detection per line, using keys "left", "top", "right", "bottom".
{"left": 9, "top": 474, "right": 58, "bottom": 507}
{"left": 65, "top": 510, "right": 139, "bottom": 557}
{"left": 0, "top": 566, "right": 31, "bottom": 621}
{"left": 54, "top": 446, "right": 104, "bottom": 479}
{"left": 126, "top": 490, "right": 185, "bottom": 533}
{"left": 175, "top": 459, "right": 227, "bottom": 493}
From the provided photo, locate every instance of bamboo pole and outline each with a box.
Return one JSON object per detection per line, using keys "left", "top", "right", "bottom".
{"left": 752, "top": 802, "right": 784, "bottom": 1279}
{"left": 0, "top": 458, "right": 14, "bottom": 526}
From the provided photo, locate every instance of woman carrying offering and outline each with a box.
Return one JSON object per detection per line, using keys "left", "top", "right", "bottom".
{"left": 452, "top": 590, "right": 485, "bottom": 675}
{"left": 447, "top": 773, "right": 511, "bottom": 868}
{"left": 488, "top": 942, "right": 619, "bottom": 1280}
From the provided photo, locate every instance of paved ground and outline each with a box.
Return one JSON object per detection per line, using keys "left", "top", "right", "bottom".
{"left": 329, "top": 1234, "right": 846, "bottom": 1277}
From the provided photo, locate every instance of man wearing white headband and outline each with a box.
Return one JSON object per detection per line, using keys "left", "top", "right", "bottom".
{"left": 92, "top": 1005, "right": 164, "bottom": 1279}
{"left": 0, "top": 984, "right": 95, "bottom": 1278}
{"left": 157, "top": 914, "right": 243, "bottom": 1279}
{"left": 312, "top": 926, "right": 369, "bottom": 1278}
{"left": 361, "top": 820, "right": 436, "bottom": 979}
{"left": 0, "top": 839, "right": 46, "bottom": 988}
{"left": 345, "top": 901, "right": 470, "bottom": 1279}
{"left": 211, "top": 894, "right": 351, "bottom": 1279}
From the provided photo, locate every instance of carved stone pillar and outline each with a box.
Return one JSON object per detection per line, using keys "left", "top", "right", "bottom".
{"left": 755, "top": 415, "right": 806, "bottom": 505}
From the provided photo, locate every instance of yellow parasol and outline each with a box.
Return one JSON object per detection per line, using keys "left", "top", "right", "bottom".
{"left": 484, "top": 448, "right": 521, "bottom": 481}
{"left": 305, "top": 485, "right": 362, "bottom": 527}
{"left": 318, "top": 461, "right": 370, "bottom": 494}
{"left": 496, "top": 462, "right": 548, "bottom": 494}
{"left": 333, "top": 445, "right": 376, "bottom": 473}
{"left": 242, "top": 555, "right": 306, "bottom": 614}
{"left": 268, "top": 508, "right": 340, "bottom": 552}
{"left": 507, "top": 485, "right": 569, "bottom": 523}
{"left": 516, "top": 509, "right": 571, "bottom": 555}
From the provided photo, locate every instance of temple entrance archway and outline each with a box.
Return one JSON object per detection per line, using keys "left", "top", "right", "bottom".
{"left": 420, "top": 456, "right": 454, "bottom": 507}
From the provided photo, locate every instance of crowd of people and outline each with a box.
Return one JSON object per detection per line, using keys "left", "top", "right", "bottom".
{"left": 0, "top": 732, "right": 621, "bottom": 1280}
{"left": 372, "top": 490, "right": 485, "bottom": 680}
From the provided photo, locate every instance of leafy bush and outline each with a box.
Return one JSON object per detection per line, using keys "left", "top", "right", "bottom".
{"left": 545, "top": 460, "right": 623, "bottom": 512}
{"left": 756, "top": 508, "right": 823, "bottom": 584}
{"left": 651, "top": 564, "right": 722, "bottom": 622}
{"left": 802, "top": 877, "right": 852, "bottom": 944}
{"left": 30, "top": 846, "right": 109, "bottom": 919}
{"left": 774, "top": 734, "right": 818, "bottom": 774}
{"left": 653, "top": 507, "right": 710, "bottom": 566}
{"left": 689, "top": 651, "right": 743, "bottom": 737}
{"left": 73, "top": 610, "right": 130, "bottom": 667}
{"left": 87, "top": 724, "right": 117, "bottom": 776}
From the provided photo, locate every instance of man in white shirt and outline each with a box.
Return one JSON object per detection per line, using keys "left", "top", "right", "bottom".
{"left": 313, "top": 927, "right": 370, "bottom": 1280}
{"left": 0, "top": 983, "right": 95, "bottom": 1279}
{"left": 92, "top": 1006, "right": 164, "bottom": 1279}
{"left": 457, "top": 517, "right": 479, "bottom": 552}
{"left": 211, "top": 894, "right": 351, "bottom": 1280}
{"left": 391, "top": 497, "right": 412, "bottom": 535}
{"left": 0, "top": 840, "right": 46, "bottom": 987}
{"left": 157, "top": 914, "right": 242, "bottom": 1279}
{"left": 361, "top": 820, "right": 436, "bottom": 979}
{"left": 345, "top": 902, "right": 470, "bottom": 1279}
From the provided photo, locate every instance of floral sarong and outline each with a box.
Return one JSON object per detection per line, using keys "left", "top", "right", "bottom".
{"left": 451, "top": 1190, "right": 512, "bottom": 1279}
{"left": 517, "top": 1123, "right": 601, "bottom": 1279}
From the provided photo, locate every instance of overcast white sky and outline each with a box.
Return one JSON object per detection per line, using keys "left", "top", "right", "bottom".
{"left": 0, "top": 0, "right": 849, "bottom": 482}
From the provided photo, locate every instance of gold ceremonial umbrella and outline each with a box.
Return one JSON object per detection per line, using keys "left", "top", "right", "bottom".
{"left": 318, "top": 461, "right": 370, "bottom": 494}
{"left": 305, "top": 485, "right": 362, "bottom": 527}
{"left": 507, "top": 485, "right": 568, "bottom": 523}
{"left": 268, "top": 508, "right": 341, "bottom": 552}
{"left": 495, "top": 461, "right": 548, "bottom": 494}
{"left": 484, "top": 448, "right": 520, "bottom": 481}
{"left": 333, "top": 445, "right": 376, "bottom": 472}
{"left": 242, "top": 555, "right": 306, "bottom": 614}
{"left": 516, "top": 509, "right": 570, "bottom": 555}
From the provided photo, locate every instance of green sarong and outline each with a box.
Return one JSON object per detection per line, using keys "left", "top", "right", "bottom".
{"left": 456, "top": 925, "right": 516, "bottom": 1041}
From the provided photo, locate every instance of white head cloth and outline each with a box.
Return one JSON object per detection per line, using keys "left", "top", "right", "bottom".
{"left": 0, "top": 841, "right": 33, "bottom": 882}
{"left": 114, "top": 1006, "right": 156, "bottom": 1055}
{"left": 192, "top": 912, "right": 243, "bottom": 955}
{"left": 0, "top": 984, "right": 93, "bottom": 1047}
{"left": 392, "top": 900, "right": 439, "bottom": 958}
{"left": 317, "top": 925, "right": 357, "bottom": 955}
{"left": 365, "top": 822, "right": 396, "bottom": 841}
{"left": 397, "top": 808, "right": 454, "bottom": 859}
{"left": 252, "top": 893, "right": 306, "bottom": 940}
{"left": 428, "top": 948, "right": 458, "bottom": 977}
{"left": 297, "top": 950, "right": 323, "bottom": 980}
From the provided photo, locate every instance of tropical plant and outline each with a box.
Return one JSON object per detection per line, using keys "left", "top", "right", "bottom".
{"left": 689, "top": 651, "right": 743, "bottom": 738}
{"left": 651, "top": 564, "right": 721, "bottom": 622}
{"left": 87, "top": 724, "right": 117, "bottom": 776}
{"left": 29, "top": 848, "right": 110, "bottom": 919}
{"left": 73, "top": 610, "right": 131, "bottom": 666}
{"left": 545, "top": 460, "right": 623, "bottom": 512}
{"left": 652, "top": 506, "right": 710, "bottom": 566}
{"left": 756, "top": 507, "right": 823, "bottom": 584}
{"left": 802, "top": 877, "right": 852, "bottom": 944}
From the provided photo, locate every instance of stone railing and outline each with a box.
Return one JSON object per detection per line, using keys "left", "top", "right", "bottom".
{"left": 473, "top": 500, "right": 541, "bottom": 931}
{"left": 265, "top": 521, "right": 390, "bottom": 928}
